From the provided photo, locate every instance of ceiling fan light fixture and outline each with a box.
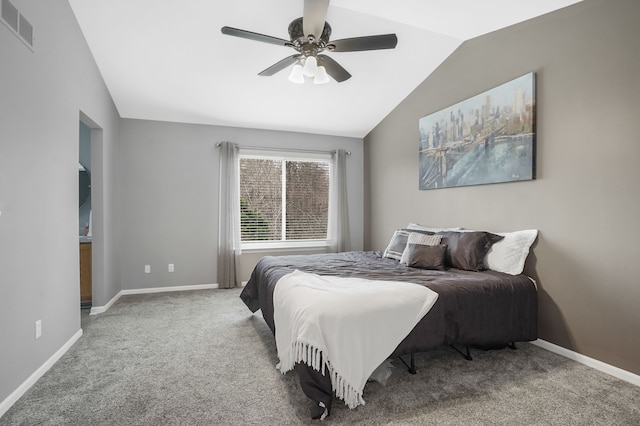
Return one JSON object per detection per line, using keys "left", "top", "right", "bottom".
{"left": 288, "top": 63, "right": 305, "bottom": 84}
{"left": 221, "top": 2, "right": 397, "bottom": 85}
{"left": 302, "top": 55, "right": 318, "bottom": 77}
{"left": 314, "top": 65, "right": 330, "bottom": 85}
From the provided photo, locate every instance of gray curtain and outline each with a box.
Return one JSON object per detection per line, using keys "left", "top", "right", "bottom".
{"left": 217, "top": 142, "right": 241, "bottom": 288}
{"left": 329, "top": 149, "right": 350, "bottom": 252}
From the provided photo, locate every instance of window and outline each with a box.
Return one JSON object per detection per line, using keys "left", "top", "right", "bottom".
{"left": 239, "top": 151, "right": 331, "bottom": 248}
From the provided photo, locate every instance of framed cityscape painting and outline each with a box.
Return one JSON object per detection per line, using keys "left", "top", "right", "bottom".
{"left": 419, "top": 72, "right": 536, "bottom": 190}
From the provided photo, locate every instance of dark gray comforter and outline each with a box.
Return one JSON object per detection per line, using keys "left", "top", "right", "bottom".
{"left": 239, "top": 251, "right": 537, "bottom": 414}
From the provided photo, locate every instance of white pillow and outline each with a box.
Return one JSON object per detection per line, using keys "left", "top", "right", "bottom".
{"left": 406, "top": 223, "right": 462, "bottom": 233}
{"left": 483, "top": 229, "right": 538, "bottom": 275}
{"left": 400, "top": 233, "right": 443, "bottom": 265}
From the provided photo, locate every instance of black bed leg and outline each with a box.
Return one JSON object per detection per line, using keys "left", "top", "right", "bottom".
{"left": 450, "top": 344, "right": 473, "bottom": 361}
{"left": 398, "top": 353, "right": 417, "bottom": 374}
{"left": 509, "top": 342, "right": 517, "bottom": 350}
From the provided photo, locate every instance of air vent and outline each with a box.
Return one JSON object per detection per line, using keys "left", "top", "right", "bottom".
{"left": 1, "top": 0, "right": 34, "bottom": 49}
{"left": 18, "top": 13, "right": 32, "bottom": 45}
{"left": 1, "top": 0, "right": 18, "bottom": 31}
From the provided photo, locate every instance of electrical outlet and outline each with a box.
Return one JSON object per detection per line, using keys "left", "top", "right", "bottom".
{"left": 168, "top": 264, "right": 174, "bottom": 272}
{"left": 35, "top": 320, "right": 42, "bottom": 339}
{"left": 144, "top": 265, "right": 151, "bottom": 274}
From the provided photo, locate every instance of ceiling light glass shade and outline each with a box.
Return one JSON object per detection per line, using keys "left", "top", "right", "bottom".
{"left": 314, "top": 66, "right": 330, "bottom": 85}
{"left": 302, "top": 55, "right": 318, "bottom": 77}
{"left": 288, "top": 63, "right": 304, "bottom": 84}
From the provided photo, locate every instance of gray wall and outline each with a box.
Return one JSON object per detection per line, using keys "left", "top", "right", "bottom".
{"left": 0, "top": 0, "right": 121, "bottom": 405}
{"left": 118, "top": 118, "right": 364, "bottom": 289}
{"left": 364, "top": 0, "right": 640, "bottom": 375}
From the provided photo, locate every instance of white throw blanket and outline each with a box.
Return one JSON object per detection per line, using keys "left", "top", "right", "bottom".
{"left": 274, "top": 270, "right": 439, "bottom": 409}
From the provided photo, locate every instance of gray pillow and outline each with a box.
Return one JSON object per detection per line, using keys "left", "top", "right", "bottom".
{"left": 437, "top": 231, "right": 504, "bottom": 271}
{"left": 405, "top": 244, "right": 448, "bottom": 271}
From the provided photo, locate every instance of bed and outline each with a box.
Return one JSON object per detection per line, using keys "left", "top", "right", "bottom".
{"left": 239, "top": 227, "right": 538, "bottom": 418}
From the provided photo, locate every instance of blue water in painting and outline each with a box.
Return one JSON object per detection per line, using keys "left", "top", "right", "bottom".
{"left": 419, "top": 134, "right": 534, "bottom": 190}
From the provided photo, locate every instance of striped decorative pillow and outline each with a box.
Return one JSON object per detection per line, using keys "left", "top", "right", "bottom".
{"left": 400, "top": 233, "right": 443, "bottom": 265}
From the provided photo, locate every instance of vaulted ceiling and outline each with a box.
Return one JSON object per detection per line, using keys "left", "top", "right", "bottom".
{"left": 68, "top": 0, "right": 581, "bottom": 138}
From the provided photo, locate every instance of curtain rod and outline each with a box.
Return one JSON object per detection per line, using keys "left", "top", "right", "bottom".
{"left": 215, "top": 142, "right": 351, "bottom": 156}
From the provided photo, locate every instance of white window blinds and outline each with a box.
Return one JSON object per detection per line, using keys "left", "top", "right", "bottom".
{"left": 239, "top": 154, "right": 331, "bottom": 242}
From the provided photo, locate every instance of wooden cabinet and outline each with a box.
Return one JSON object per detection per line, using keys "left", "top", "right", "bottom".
{"left": 80, "top": 242, "right": 92, "bottom": 305}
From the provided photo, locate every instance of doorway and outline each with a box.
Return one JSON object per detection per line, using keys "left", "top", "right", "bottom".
{"left": 79, "top": 120, "right": 92, "bottom": 309}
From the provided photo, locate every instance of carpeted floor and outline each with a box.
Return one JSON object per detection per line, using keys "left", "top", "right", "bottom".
{"left": 1, "top": 288, "right": 639, "bottom": 425}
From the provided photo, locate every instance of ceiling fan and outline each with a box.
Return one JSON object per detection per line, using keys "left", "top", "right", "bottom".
{"left": 221, "top": 0, "right": 397, "bottom": 84}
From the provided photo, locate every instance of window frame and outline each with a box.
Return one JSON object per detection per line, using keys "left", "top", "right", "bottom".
{"left": 238, "top": 149, "right": 332, "bottom": 251}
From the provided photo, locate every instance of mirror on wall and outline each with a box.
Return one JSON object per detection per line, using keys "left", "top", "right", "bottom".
{"left": 79, "top": 163, "right": 91, "bottom": 208}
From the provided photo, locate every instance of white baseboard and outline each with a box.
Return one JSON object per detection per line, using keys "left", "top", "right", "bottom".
{"left": 121, "top": 283, "right": 219, "bottom": 295}
{"left": 90, "top": 283, "right": 219, "bottom": 315}
{"left": 531, "top": 339, "right": 640, "bottom": 387}
{"left": 89, "top": 290, "right": 122, "bottom": 315}
{"left": 0, "top": 329, "right": 83, "bottom": 418}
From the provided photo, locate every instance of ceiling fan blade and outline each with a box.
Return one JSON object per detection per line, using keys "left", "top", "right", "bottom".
{"left": 329, "top": 34, "right": 398, "bottom": 52}
{"left": 303, "top": 0, "right": 329, "bottom": 39}
{"left": 221, "top": 26, "right": 291, "bottom": 47}
{"left": 258, "top": 55, "right": 300, "bottom": 76}
{"left": 317, "top": 55, "right": 351, "bottom": 83}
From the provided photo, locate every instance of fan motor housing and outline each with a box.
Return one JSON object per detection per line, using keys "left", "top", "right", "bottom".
{"left": 288, "top": 17, "right": 331, "bottom": 45}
